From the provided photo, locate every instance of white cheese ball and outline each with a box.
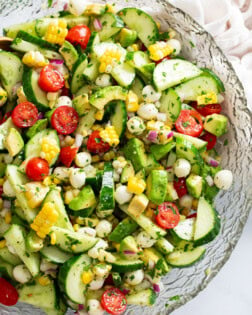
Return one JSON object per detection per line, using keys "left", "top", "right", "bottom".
{"left": 40, "top": 259, "right": 58, "bottom": 273}
{"left": 78, "top": 227, "right": 96, "bottom": 237}
{"left": 68, "top": 0, "right": 86, "bottom": 16}
{"left": 115, "top": 185, "right": 133, "bottom": 204}
{"left": 96, "top": 220, "right": 112, "bottom": 238}
{"left": 95, "top": 74, "right": 112, "bottom": 87}
{"left": 69, "top": 168, "right": 86, "bottom": 189}
{"left": 127, "top": 116, "right": 146, "bottom": 135}
{"left": 137, "top": 103, "right": 158, "bottom": 120}
{"left": 3, "top": 179, "right": 16, "bottom": 197}
{"left": 75, "top": 152, "right": 92, "bottom": 167}
{"left": 174, "top": 158, "right": 191, "bottom": 178}
{"left": 142, "top": 85, "right": 161, "bottom": 103}
{"left": 88, "top": 239, "right": 108, "bottom": 259}
{"left": 179, "top": 194, "right": 193, "bottom": 209}
{"left": 167, "top": 39, "right": 182, "bottom": 56}
{"left": 53, "top": 167, "right": 70, "bottom": 182}
{"left": 13, "top": 265, "right": 32, "bottom": 284}
{"left": 86, "top": 299, "right": 104, "bottom": 315}
{"left": 136, "top": 231, "right": 156, "bottom": 248}
{"left": 124, "top": 269, "right": 144, "bottom": 286}
{"left": 55, "top": 96, "right": 72, "bottom": 107}
{"left": 214, "top": 170, "right": 233, "bottom": 190}
{"left": 89, "top": 278, "right": 105, "bottom": 291}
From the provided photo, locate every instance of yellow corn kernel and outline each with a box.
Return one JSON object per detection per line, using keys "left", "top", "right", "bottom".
{"left": 126, "top": 90, "right": 139, "bottom": 112}
{"left": 43, "top": 176, "right": 53, "bottom": 187}
{"left": 95, "top": 110, "right": 104, "bottom": 121}
{"left": 71, "top": 245, "right": 76, "bottom": 251}
{"left": 197, "top": 92, "right": 218, "bottom": 105}
{"left": 103, "top": 151, "right": 115, "bottom": 161}
{"left": 38, "top": 276, "right": 51, "bottom": 286}
{"left": 81, "top": 270, "right": 94, "bottom": 284}
{"left": 50, "top": 232, "right": 56, "bottom": 245}
{"left": 192, "top": 199, "right": 199, "bottom": 210}
{"left": 105, "top": 3, "right": 116, "bottom": 13}
{"left": 127, "top": 176, "right": 146, "bottom": 194}
{"left": 44, "top": 20, "right": 68, "bottom": 45}
{"left": 0, "top": 87, "right": 7, "bottom": 106}
{"left": 22, "top": 51, "right": 48, "bottom": 68}
{"left": 53, "top": 177, "right": 61, "bottom": 185}
{"left": 156, "top": 21, "right": 161, "bottom": 29}
{"left": 40, "top": 137, "right": 60, "bottom": 165}
{"left": 0, "top": 178, "right": 4, "bottom": 185}
{"left": 5, "top": 212, "right": 12, "bottom": 224}
{"left": 148, "top": 41, "right": 173, "bottom": 61}
{"left": 99, "top": 48, "right": 122, "bottom": 73}
{"left": 92, "top": 124, "right": 103, "bottom": 131}
{"left": 100, "top": 126, "right": 119, "bottom": 146}
{"left": 73, "top": 224, "right": 79, "bottom": 232}
{"left": 84, "top": 4, "right": 105, "bottom": 15}
{"left": 0, "top": 240, "right": 6, "bottom": 249}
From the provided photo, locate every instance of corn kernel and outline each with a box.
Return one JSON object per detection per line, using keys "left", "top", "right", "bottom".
{"left": 73, "top": 224, "right": 79, "bottom": 232}
{"left": 92, "top": 124, "right": 103, "bottom": 131}
{"left": 40, "top": 137, "right": 60, "bottom": 165}
{"left": 100, "top": 126, "right": 119, "bottom": 146}
{"left": 43, "top": 176, "right": 53, "bottom": 186}
{"left": 197, "top": 92, "right": 218, "bottom": 105}
{"left": 22, "top": 51, "right": 48, "bottom": 68}
{"left": 81, "top": 270, "right": 94, "bottom": 284}
{"left": 0, "top": 240, "right": 6, "bottom": 249}
{"left": 44, "top": 19, "right": 68, "bottom": 45}
{"left": 99, "top": 48, "right": 122, "bottom": 73}
{"left": 127, "top": 176, "right": 146, "bottom": 194}
{"left": 105, "top": 3, "right": 116, "bottom": 13}
{"left": 148, "top": 41, "right": 173, "bottom": 61}
{"left": 5, "top": 212, "right": 12, "bottom": 224}
{"left": 50, "top": 232, "right": 56, "bottom": 245}
{"left": 38, "top": 275, "right": 51, "bottom": 286}
{"left": 0, "top": 87, "right": 7, "bottom": 106}
{"left": 126, "top": 91, "right": 139, "bottom": 112}
{"left": 192, "top": 199, "right": 199, "bottom": 210}
{"left": 103, "top": 151, "right": 115, "bottom": 161}
{"left": 156, "top": 21, "right": 161, "bottom": 29}
{"left": 71, "top": 245, "right": 76, "bottom": 251}
{"left": 95, "top": 110, "right": 104, "bottom": 121}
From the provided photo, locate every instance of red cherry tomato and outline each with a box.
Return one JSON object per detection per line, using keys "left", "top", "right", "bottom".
{"left": 11, "top": 102, "right": 38, "bottom": 128}
{"left": 51, "top": 106, "right": 79, "bottom": 135}
{"left": 191, "top": 102, "right": 222, "bottom": 117}
{"left": 187, "top": 213, "right": 197, "bottom": 219}
{"left": 0, "top": 277, "right": 19, "bottom": 306}
{"left": 66, "top": 25, "right": 91, "bottom": 50}
{"left": 87, "top": 130, "right": 110, "bottom": 154}
{"left": 154, "top": 55, "right": 171, "bottom": 64}
{"left": 101, "top": 288, "right": 127, "bottom": 315}
{"left": 38, "top": 65, "right": 65, "bottom": 92}
{"left": 200, "top": 131, "right": 217, "bottom": 150}
{"left": 173, "top": 178, "right": 188, "bottom": 198}
{"left": 1, "top": 111, "right": 12, "bottom": 124}
{"left": 175, "top": 109, "right": 203, "bottom": 137}
{"left": 59, "top": 146, "right": 78, "bottom": 167}
{"left": 26, "top": 157, "right": 50, "bottom": 181}
{"left": 155, "top": 202, "right": 180, "bottom": 229}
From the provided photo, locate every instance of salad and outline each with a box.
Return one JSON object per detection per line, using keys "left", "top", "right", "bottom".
{"left": 0, "top": 1, "right": 233, "bottom": 314}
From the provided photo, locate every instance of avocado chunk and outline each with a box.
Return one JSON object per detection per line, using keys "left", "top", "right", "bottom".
{"left": 69, "top": 185, "right": 96, "bottom": 211}
{"left": 145, "top": 154, "right": 160, "bottom": 175}
{"left": 25, "top": 119, "right": 48, "bottom": 139}
{"left": 72, "top": 93, "right": 90, "bottom": 116}
{"left": 5, "top": 128, "right": 24, "bottom": 157}
{"left": 120, "top": 236, "right": 139, "bottom": 259}
{"left": 123, "top": 138, "right": 147, "bottom": 172}
{"left": 203, "top": 114, "right": 228, "bottom": 136}
{"left": 59, "top": 40, "right": 79, "bottom": 70}
{"left": 141, "top": 248, "right": 170, "bottom": 276}
{"left": 128, "top": 194, "right": 149, "bottom": 217}
{"left": 118, "top": 28, "right": 138, "bottom": 47}
{"left": 121, "top": 161, "right": 135, "bottom": 184}
{"left": 109, "top": 217, "right": 138, "bottom": 242}
{"left": 165, "top": 182, "right": 178, "bottom": 201}
{"left": 186, "top": 174, "right": 203, "bottom": 198}
{"left": 89, "top": 86, "right": 127, "bottom": 110}
{"left": 0, "top": 118, "right": 17, "bottom": 150}
{"left": 26, "top": 230, "right": 44, "bottom": 252}
{"left": 146, "top": 170, "right": 168, "bottom": 205}
{"left": 150, "top": 141, "right": 176, "bottom": 161}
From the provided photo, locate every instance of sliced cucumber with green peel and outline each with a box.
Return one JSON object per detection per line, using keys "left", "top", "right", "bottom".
{"left": 0, "top": 258, "right": 14, "bottom": 279}
{"left": 166, "top": 246, "right": 206, "bottom": 267}
{"left": 173, "top": 132, "right": 207, "bottom": 152}
{"left": 71, "top": 54, "right": 88, "bottom": 94}
{"left": 98, "top": 162, "right": 114, "bottom": 213}
{"left": 171, "top": 218, "right": 195, "bottom": 241}
{"left": 159, "top": 88, "right": 181, "bottom": 122}
{"left": 201, "top": 68, "right": 225, "bottom": 92}
{"left": 111, "top": 62, "right": 136, "bottom": 87}
{"left": 89, "top": 86, "right": 127, "bottom": 110}
{"left": 155, "top": 238, "right": 174, "bottom": 255}
{"left": 86, "top": 32, "right": 100, "bottom": 54}
{"left": 25, "top": 119, "right": 48, "bottom": 139}
{"left": 111, "top": 254, "right": 144, "bottom": 272}
{"left": 41, "top": 246, "right": 73, "bottom": 264}
{"left": 109, "top": 217, "right": 138, "bottom": 242}
{"left": 131, "top": 76, "right": 144, "bottom": 101}
{"left": 4, "top": 20, "right": 37, "bottom": 38}
{"left": 153, "top": 59, "right": 202, "bottom": 91}
{"left": 193, "top": 197, "right": 221, "bottom": 246}
{"left": 118, "top": 8, "right": 159, "bottom": 47}
{"left": 83, "top": 58, "right": 99, "bottom": 83}
{"left": 75, "top": 107, "right": 96, "bottom": 136}
{"left": 121, "top": 161, "right": 135, "bottom": 184}
{"left": 126, "top": 289, "right": 157, "bottom": 306}
{"left": 110, "top": 101, "right": 127, "bottom": 139}
{"left": 98, "top": 13, "right": 124, "bottom": 41}
{"left": 15, "top": 30, "right": 58, "bottom": 51}
{"left": 23, "top": 67, "right": 49, "bottom": 111}
{"left": 0, "top": 247, "right": 22, "bottom": 266}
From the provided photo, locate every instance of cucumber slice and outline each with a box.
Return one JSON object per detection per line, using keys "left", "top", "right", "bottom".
{"left": 71, "top": 54, "right": 88, "bottom": 94}
{"left": 0, "top": 247, "right": 22, "bottom": 266}
{"left": 50, "top": 226, "right": 98, "bottom": 253}
{"left": 111, "top": 254, "right": 144, "bottom": 272}
{"left": 85, "top": 170, "right": 103, "bottom": 193}
{"left": 173, "top": 132, "right": 207, "bottom": 152}
{"left": 98, "top": 13, "right": 124, "bottom": 41}
{"left": 83, "top": 58, "right": 99, "bottom": 83}
{"left": 41, "top": 246, "right": 73, "bottom": 264}
{"left": 201, "top": 68, "right": 225, "bottom": 92}
{"left": 154, "top": 238, "right": 174, "bottom": 255}
{"left": 126, "top": 289, "right": 157, "bottom": 306}
{"left": 171, "top": 218, "right": 195, "bottom": 241}
{"left": 58, "top": 254, "right": 91, "bottom": 304}
{"left": 23, "top": 67, "right": 50, "bottom": 111}
{"left": 25, "top": 129, "right": 60, "bottom": 166}
{"left": 159, "top": 88, "right": 181, "bottom": 122}
{"left": 75, "top": 107, "right": 96, "bottom": 136}
{"left": 16, "top": 30, "right": 58, "bottom": 51}
{"left": 166, "top": 246, "right": 206, "bottom": 267}
{"left": 0, "top": 51, "right": 23, "bottom": 100}
{"left": 110, "top": 101, "right": 127, "bottom": 139}
{"left": 98, "top": 162, "right": 115, "bottom": 213}
{"left": 109, "top": 217, "right": 138, "bottom": 242}
{"left": 4, "top": 225, "right": 40, "bottom": 276}
{"left": 131, "top": 76, "right": 144, "bottom": 101}
{"left": 118, "top": 8, "right": 159, "bottom": 47}
{"left": 86, "top": 32, "right": 100, "bottom": 54}
{"left": 25, "top": 118, "right": 48, "bottom": 139}
{"left": 4, "top": 21, "right": 37, "bottom": 38}
{"left": 0, "top": 258, "right": 14, "bottom": 279}
{"left": 153, "top": 59, "right": 202, "bottom": 91}
{"left": 111, "top": 62, "right": 135, "bottom": 87}
{"left": 193, "top": 197, "right": 221, "bottom": 246}
{"left": 121, "top": 161, "right": 135, "bottom": 184}
{"left": 90, "top": 86, "right": 127, "bottom": 110}
{"left": 175, "top": 74, "right": 219, "bottom": 101}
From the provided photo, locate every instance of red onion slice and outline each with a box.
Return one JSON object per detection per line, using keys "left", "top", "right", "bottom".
{"left": 153, "top": 283, "right": 160, "bottom": 293}
{"left": 93, "top": 18, "right": 102, "bottom": 31}
{"left": 123, "top": 250, "right": 136, "bottom": 255}
{"left": 147, "top": 130, "right": 158, "bottom": 142}
{"left": 50, "top": 59, "right": 64, "bottom": 65}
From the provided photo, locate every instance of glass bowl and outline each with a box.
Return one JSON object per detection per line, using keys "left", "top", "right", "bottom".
{"left": 0, "top": 0, "right": 251, "bottom": 314}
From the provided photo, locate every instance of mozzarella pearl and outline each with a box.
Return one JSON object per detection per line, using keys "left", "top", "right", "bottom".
{"left": 55, "top": 96, "right": 72, "bottom": 107}
{"left": 40, "top": 259, "right": 58, "bottom": 273}
{"left": 78, "top": 227, "right": 96, "bottom": 237}
{"left": 68, "top": 0, "right": 86, "bottom": 16}
{"left": 142, "top": 85, "right": 161, "bottom": 103}
{"left": 75, "top": 152, "right": 92, "bottom": 167}
{"left": 115, "top": 185, "right": 133, "bottom": 204}
{"left": 13, "top": 265, "right": 32, "bottom": 284}
{"left": 53, "top": 167, "right": 70, "bottom": 182}
{"left": 3, "top": 179, "right": 15, "bottom": 197}
{"left": 179, "top": 194, "right": 193, "bottom": 209}
{"left": 124, "top": 269, "right": 144, "bottom": 286}
{"left": 88, "top": 239, "right": 108, "bottom": 259}
{"left": 69, "top": 168, "right": 86, "bottom": 189}
{"left": 167, "top": 39, "right": 182, "bottom": 56}
{"left": 136, "top": 231, "right": 156, "bottom": 248}
{"left": 96, "top": 220, "right": 112, "bottom": 238}
{"left": 127, "top": 116, "right": 146, "bottom": 135}
{"left": 137, "top": 103, "right": 158, "bottom": 120}
{"left": 95, "top": 74, "right": 112, "bottom": 87}
{"left": 86, "top": 299, "right": 104, "bottom": 315}
{"left": 214, "top": 170, "right": 233, "bottom": 190}
{"left": 174, "top": 158, "right": 191, "bottom": 178}
{"left": 89, "top": 278, "right": 105, "bottom": 291}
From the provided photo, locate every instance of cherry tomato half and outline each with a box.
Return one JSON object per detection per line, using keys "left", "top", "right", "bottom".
{"left": 154, "top": 55, "right": 171, "bottom": 64}
{"left": 59, "top": 146, "right": 78, "bottom": 167}
{"left": 0, "top": 278, "right": 18, "bottom": 306}
{"left": 155, "top": 202, "right": 180, "bottom": 229}
{"left": 0, "top": 111, "right": 12, "bottom": 124}
{"left": 26, "top": 157, "right": 50, "bottom": 181}
{"left": 51, "top": 106, "right": 79, "bottom": 135}
{"left": 66, "top": 25, "right": 91, "bottom": 50}
{"left": 38, "top": 65, "right": 65, "bottom": 92}
{"left": 101, "top": 288, "right": 127, "bottom": 315}
{"left": 200, "top": 131, "right": 217, "bottom": 150}
{"left": 87, "top": 130, "right": 110, "bottom": 154}
{"left": 191, "top": 102, "right": 222, "bottom": 117}
{"left": 11, "top": 102, "right": 38, "bottom": 128}
{"left": 175, "top": 109, "right": 203, "bottom": 137}
{"left": 173, "top": 178, "right": 188, "bottom": 198}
